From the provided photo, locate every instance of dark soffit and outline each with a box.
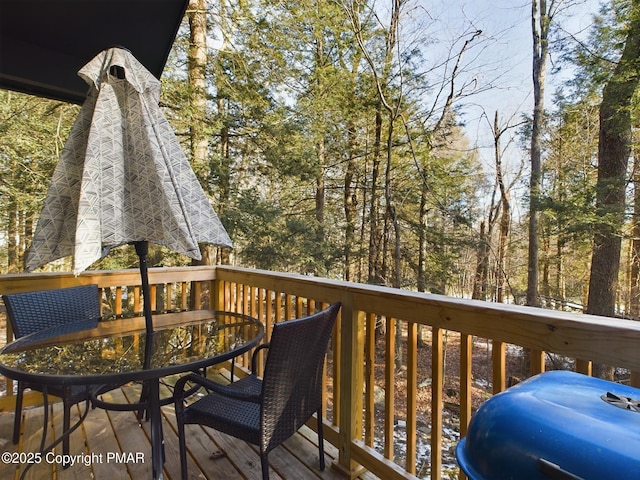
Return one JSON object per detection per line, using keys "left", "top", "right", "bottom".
{"left": 0, "top": 0, "right": 189, "bottom": 104}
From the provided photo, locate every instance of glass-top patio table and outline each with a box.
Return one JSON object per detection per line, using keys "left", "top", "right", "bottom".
{"left": 0, "top": 309, "right": 264, "bottom": 480}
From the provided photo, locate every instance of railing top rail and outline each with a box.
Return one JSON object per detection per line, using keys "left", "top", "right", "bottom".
{"left": 214, "top": 266, "right": 640, "bottom": 371}
{"left": 0, "top": 266, "right": 216, "bottom": 293}
{"left": 213, "top": 265, "right": 633, "bottom": 324}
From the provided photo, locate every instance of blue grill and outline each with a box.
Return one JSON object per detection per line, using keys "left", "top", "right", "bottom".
{"left": 455, "top": 370, "right": 640, "bottom": 480}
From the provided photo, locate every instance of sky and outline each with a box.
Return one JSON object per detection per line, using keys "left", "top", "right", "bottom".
{"left": 429, "top": 0, "right": 601, "bottom": 146}
{"left": 414, "top": 0, "right": 603, "bottom": 212}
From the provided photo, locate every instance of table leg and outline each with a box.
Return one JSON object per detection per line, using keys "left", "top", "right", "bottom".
{"left": 148, "top": 378, "right": 165, "bottom": 480}
{"left": 137, "top": 380, "right": 150, "bottom": 421}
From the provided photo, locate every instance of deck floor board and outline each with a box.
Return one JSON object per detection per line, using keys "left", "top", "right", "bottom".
{"left": 0, "top": 378, "right": 377, "bottom": 480}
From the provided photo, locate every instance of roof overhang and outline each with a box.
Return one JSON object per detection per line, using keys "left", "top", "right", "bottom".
{"left": 0, "top": 0, "right": 189, "bottom": 104}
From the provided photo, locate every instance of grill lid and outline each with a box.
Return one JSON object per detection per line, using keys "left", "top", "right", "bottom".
{"left": 456, "top": 371, "right": 640, "bottom": 480}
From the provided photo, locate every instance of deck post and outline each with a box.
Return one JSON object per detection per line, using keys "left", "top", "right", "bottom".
{"left": 332, "top": 295, "right": 366, "bottom": 478}
{"left": 213, "top": 275, "right": 225, "bottom": 311}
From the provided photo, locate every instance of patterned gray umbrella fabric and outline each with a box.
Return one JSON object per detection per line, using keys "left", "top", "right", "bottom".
{"left": 25, "top": 47, "right": 232, "bottom": 332}
{"left": 26, "top": 47, "right": 232, "bottom": 274}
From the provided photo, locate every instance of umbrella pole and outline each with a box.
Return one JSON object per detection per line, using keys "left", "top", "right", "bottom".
{"left": 134, "top": 241, "right": 154, "bottom": 335}
{"left": 134, "top": 241, "right": 155, "bottom": 423}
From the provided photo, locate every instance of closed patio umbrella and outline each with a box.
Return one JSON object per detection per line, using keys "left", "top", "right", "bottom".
{"left": 25, "top": 47, "right": 232, "bottom": 335}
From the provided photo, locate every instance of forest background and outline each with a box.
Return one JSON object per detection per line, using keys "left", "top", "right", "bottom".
{"left": 2, "top": 0, "right": 640, "bottom": 322}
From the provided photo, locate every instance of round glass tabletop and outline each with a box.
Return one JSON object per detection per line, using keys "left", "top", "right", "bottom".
{"left": 0, "top": 310, "right": 264, "bottom": 385}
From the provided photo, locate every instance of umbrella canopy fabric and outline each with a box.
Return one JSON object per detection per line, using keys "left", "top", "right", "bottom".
{"left": 26, "top": 47, "right": 232, "bottom": 275}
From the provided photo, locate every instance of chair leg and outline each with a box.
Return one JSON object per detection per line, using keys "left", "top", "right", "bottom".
{"left": 177, "top": 415, "right": 188, "bottom": 480}
{"left": 260, "top": 452, "right": 270, "bottom": 480}
{"left": 317, "top": 409, "right": 325, "bottom": 471}
{"left": 13, "top": 383, "right": 24, "bottom": 445}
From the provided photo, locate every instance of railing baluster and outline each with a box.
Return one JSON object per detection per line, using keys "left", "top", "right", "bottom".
{"left": 384, "top": 316, "right": 395, "bottom": 460}
{"left": 165, "top": 283, "right": 173, "bottom": 311}
{"left": 235, "top": 282, "right": 242, "bottom": 312}
{"left": 249, "top": 286, "right": 256, "bottom": 317}
{"left": 459, "top": 333, "right": 473, "bottom": 480}
{"left": 224, "top": 280, "right": 232, "bottom": 311}
{"left": 406, "top": 322, "right": 417, "bottom": 475}
{"left": 492, "top": 340, "right": 506, "bottom": 393}
{"left": 150, "top": 285, "right": 157, "bottom": 312}
{"left": 332, "top": 305, "right": 341, "bottom": 428}
{"left": 265, "top": 290, "right": 273, "bottom": 340}
{"left": 576, "top": 358, "right": 592, "bottom": 376}
{"left": 133, "top": 286, "right": 141, "bottom": 314}
{"left": 334, "top": 299, "right": 364, "bottom": 478}
{"left": 242, "top": 284, "right": 249, "bottom": 314}
{"left": 192, "top": 281, "right": 202, "bottom": 310}
{"left": 296, "top": 296, "right": 304, "bottom": 317}
{"left": 364, "top": 312, "right": 376, "bottom": 447}
{"left": 460, "top": 333, "right": 473, "bottom": 438}
{"left": 213, "top": 278, "right": 223, "bottom": 311}
{"left": 275, "top": 292, "right": 283, "bottom": 324}
{"left": 319, "top": 300, "right": 328, "bottom": 427}
{"left": 530, "top": 348, "right": 546, "bottom": 375}
{"left": 256, "top": 288, "right": 264, "bottom": 324}
{"left": 285, "top": 294, "right": 293, "bottom": 320}
{"left": 115, "top": 286, "right": 122, "bottom": 316}
{"left": 181, "top": 282, "right": 188, "bottom": 311}
{"left": 431, "top": 327, "right": 443, "bottom": 480}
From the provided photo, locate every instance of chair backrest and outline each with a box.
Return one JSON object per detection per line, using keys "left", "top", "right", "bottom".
{"left": 3, "top": 285, "right": 101, "bottom": 338}
{"left": 260, "top": 302, "right": 341, "bottom": 453}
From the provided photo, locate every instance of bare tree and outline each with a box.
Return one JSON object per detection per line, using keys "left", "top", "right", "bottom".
{"left": 527, "top": 0, "right": 553, "bottom": 307}
{"left": 473, "top": 110, "right": 524, "bottom": 302}
{"left": 493, "top": 112, "right": 518, "bottom": 303}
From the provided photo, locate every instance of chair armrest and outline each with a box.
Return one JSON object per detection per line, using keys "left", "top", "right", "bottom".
{"left": 251, "top": 343, "right": 270, "bottom": 373}
{"left": 174, "top": 373, "right": 216, "bottom": 400}
{"left": 174, "top": 373, "right": 262, "bottom": 404}
{"left": 206, "top": 378, "right": 262, "bottom": 403}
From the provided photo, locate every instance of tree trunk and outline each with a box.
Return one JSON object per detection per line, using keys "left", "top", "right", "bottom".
{"left": 188, "top": 0, "right": 208, "bottom": 176}
{"left": 384, "top": 120, "right": 401, "bottom": 288}
{"left": 587, "top": 0, "right": 640, "bottom": 378}
{"left": 473, "top": 220, "right": 489, "bottom": 300}
{"left": 187, "top": 0, "right": 216, "bottom": 267}
{"left": 368, "top": 107, "right": 383, "bottom": 285}
{"left": 418, "top": 183, "right": 428, "bottom": 293}
{"left": 587, "top": 0, "right": 640, "bottom": 318}
{"left": 527, "top": 0, "right": 550, "bottom": 307}
{"left": 541, "top": 229, "right": 551, "bottom": 304}
{"left": 494, "top": 112, "right": 511, "bottom": 304}
{"left": 313, "top": 32, "right": 327, "bottom": 277}
{"left": 630, "top": 147, "right": 640, "bottom": 318}
{"left": 556, "top": 235, "right": 566, "bottom": 310}
{"left": 344, "top": 122, "right": 357, "bottom": 281}
{"left": 7, "top": 202, "right": 18, "bottom": 273}
{"left": 315, "top": 143, "right": 326, "bottom": 275}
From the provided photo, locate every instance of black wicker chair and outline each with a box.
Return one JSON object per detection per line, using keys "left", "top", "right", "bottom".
{"left": 2, "top": 284, "right": 110, "bottom": 456}
{"left": 174, "top": 302, "right": 341, "bottom": 480}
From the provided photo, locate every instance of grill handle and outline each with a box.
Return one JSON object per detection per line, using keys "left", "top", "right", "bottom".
{"left": 538, "top": 458, "right": 584, "bottom": 480}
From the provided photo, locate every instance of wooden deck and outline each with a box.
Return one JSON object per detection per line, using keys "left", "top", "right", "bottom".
{"left": 0, "top": 377, "right": 378, "bottom": 480}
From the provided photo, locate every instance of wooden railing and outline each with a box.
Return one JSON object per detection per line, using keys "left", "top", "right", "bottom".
{"left": 2, "top": 265, "right": 640, "bottom": 480}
